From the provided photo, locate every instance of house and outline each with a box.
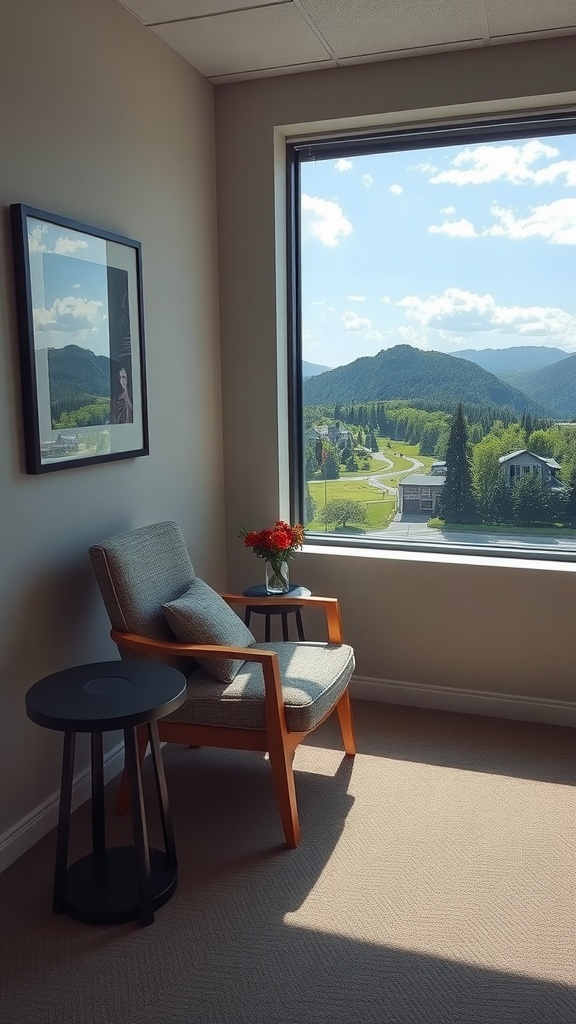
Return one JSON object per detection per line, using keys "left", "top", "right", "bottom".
{"left": 398, "top": 473, "right": 445, "bottom": 514}
{"left": 499, "top": 449, "right": 563, "bottom": 487}
{"left": 305, "top": 424, "right": 352, "bottom": 446}
{"left": 1, "top": 0, "right": 576, "bottom": 937}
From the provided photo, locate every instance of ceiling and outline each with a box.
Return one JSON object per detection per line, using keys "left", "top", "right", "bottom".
{"left": 116, "top": 0, "right": 576, "bottom": 86}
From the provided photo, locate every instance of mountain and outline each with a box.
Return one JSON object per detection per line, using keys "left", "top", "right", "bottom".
{"left": 302, "top": 344, "right": 549, "bottom": 415}
{"left": 496, "top": 352, "right": 576, "bottom": 421}
{"left": 452, "top": 346, "right": 569, "bottom": 375}
{"left": 43, "top": 344, "right": 111, "bottom": 420}
{"left": 303, "top": 360, "right": 331, "bottom": 377}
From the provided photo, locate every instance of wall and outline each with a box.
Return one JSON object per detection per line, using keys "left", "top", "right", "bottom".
{"left": 0, "top": 0, "right": 223, "bottom": 866}
{"left": 215, "top": 39, "right": 576, "bottom": 711}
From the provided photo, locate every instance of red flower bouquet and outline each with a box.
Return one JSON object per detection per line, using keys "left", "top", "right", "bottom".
{"left": 240, "top": 520, "right": 304, "bottom": 593}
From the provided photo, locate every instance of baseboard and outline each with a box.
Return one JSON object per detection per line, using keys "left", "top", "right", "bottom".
{"left": 0, "top": 741, "right": 125, "bottom": 875}
{"left": 350, "top": 675, "right": 576, "bottom": 727}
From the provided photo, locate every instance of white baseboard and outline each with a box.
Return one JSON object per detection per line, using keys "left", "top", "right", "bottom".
{"left": 0, "top": 742, "right": 125, "bottom": 875}
{"left": 350, "top": 675, "right": 576, "bottom": 727}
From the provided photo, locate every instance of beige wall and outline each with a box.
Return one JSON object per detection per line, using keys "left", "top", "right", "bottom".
{"left": 215, "top": 39, "right": 576, "bottom": 704}
{"left": 0, "top": 0, "right": 223, "bottom": 854}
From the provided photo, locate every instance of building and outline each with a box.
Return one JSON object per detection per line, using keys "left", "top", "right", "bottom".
{"left": 499, "top": 449, "right": 562, "bottom": 487}
{"left": 398, "top": 473, "right": 445, "bottom": 514}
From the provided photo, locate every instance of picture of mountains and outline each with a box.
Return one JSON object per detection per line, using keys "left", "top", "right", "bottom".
{"left": 303, "top": 359, "right": 331, "bottom": 377}
{"left": 303, "top": 344, "right": 550, "bottom": 416}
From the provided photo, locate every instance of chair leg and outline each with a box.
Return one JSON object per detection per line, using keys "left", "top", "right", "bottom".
{"left": 267, "top": 736, "right": 301, "bottom": 849}
{"left": 336, "top": 688, "right": 356, "bottom": 756}
{"left": 115, "top": 724, "right": 149, "bottom": 815}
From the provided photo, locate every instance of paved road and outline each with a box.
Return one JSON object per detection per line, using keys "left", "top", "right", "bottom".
{"left": 363, "top": 515, "right": 576, "bottom": 552}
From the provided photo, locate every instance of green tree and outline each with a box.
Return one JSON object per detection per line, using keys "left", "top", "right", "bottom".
{"left": 305, "top": 442, "right": 320, "bottom": 480}
{"left": 305, "top": 482, "right": 316, "bottom": 525}
{"left": 324, "top": 444, "right": 340, "bottom": 480}
{"left": 440, "top": 404, "right": 476, "bottom": 523}
{"left": 321, "top": 499, "right": 367, "bottom": 529}
{"left": 511, "top": 473, "right": 552, "bottom": 525}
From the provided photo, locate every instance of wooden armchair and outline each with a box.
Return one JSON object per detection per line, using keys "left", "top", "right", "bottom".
{"left": 89, "top": 521, "right": 355, "bottom": 848}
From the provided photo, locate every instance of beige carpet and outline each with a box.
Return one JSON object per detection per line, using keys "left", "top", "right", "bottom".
{"left": 0, "top": 700, "right": 574, "bottom": 1024}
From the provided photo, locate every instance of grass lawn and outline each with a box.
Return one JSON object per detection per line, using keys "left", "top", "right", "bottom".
{"left": 308, "top": 477, "right": 396, "bottom": 532}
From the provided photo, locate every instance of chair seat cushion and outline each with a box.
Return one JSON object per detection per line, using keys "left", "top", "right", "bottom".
{"left": 161, "top": 641, "right": 355, "bottom": 733}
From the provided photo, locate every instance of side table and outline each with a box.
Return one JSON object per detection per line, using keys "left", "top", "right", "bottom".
{"left": 25, "top": 660, "right": 186, "bottom": 927}
{"left": 243, "top": 584, "right": 312, "bottom": 642}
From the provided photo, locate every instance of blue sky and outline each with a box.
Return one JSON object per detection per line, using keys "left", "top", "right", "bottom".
{"left": 28, "top": 218, "right": 110, "bottom": 357}
{"left": 301, "top": 133, "right": 576, "bottom": 368}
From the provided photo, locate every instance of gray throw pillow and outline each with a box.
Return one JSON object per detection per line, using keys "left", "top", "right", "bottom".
{"left": 162, "top": 578, "right": 256, "bottom": 684}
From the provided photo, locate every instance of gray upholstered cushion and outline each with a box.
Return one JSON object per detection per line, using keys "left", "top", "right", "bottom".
{"left": 162, "top": 578, "right": 256, "bottom": 684}
{"left": 162, "top": 641, "right": 355, "bottom": 732}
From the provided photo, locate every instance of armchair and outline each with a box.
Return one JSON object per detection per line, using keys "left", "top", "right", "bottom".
{"left": 89, "top": 521, "right": 355, "bottom": 848}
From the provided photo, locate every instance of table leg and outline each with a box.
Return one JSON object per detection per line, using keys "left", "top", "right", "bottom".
{"left": 53, "top": 731, "right": 76, "bottom": 914}
{"left": 264, "top": 614, "right": 271, "bottom": 642}
{"left": 244, "top": 608, "right": 252, "bottom": 630}
{"left": 148, "top": 722, "right": 177, "bottom": 868}
{"left": 281, "top": 613, "right": 289, "bottom": 641}
{"left": 295, "top": 610, "right": 305, "bottom": 641}
{"left": 91, "top": 731, "right": 105, "bottom": 854}
{"left": 124, "top": 726, "right": 154, "bottom": 926}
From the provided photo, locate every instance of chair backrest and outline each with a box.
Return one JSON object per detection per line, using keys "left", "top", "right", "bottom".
{"left": 89, "top": 520, "right": 196, "bottom": 666}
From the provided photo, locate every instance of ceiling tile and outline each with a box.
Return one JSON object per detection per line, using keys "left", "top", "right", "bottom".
{"left": 152, "top": 4, "right": 331, "bottom": 77}
{"left": 118, "top": 0, "right": 285, "bottom": 25}
{"left": 299, "top": 0, "right": 483, "bottom": 57}
{"left": 485, "top": 0, "right": 576, "bottom": 38}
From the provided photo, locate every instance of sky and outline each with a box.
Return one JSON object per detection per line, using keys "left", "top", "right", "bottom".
{"left": 301, "top": 131, "right": 576, "bottom": 369}
{"left": 28, "top": 217, "right": 111, "bottom": 357}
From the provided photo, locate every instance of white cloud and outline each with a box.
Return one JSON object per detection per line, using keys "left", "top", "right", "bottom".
{"left": 33, "top": 295, "right": 104, "bottom": 332}
{"left": 301, "top": 193, "right": 353, "bottom": 247}
{"left": 28, "top": 224, "right": 50, "bottom": 254}
{"left": 335, "top": 158, "right": 353, "bottom": 172}
{"left": 413, "top": 161, "right": 438, "bottom": 174}
{"left": 364, "top": 329, "right": 384, "bottom": 340}
{"left": 441, "top": 206, "right": 456, "bottom": 215}
{"left": 428, "top": 218, "right": 477, "bottom": 238}
{"left": 389, "top": 184, "right": 403, "bottom": 195}
{"left": 342, "top": 311, "right": 372, "bottom": 333}
{"left": 347, "top": 294, "right": 366, "bottom": 302}
{"left": 362, "top": 174, "right": 373, "bottom": 188}
{"left": 73, "top": 283, "right": 81, "bottom": 289}
{"left": 311, "top": 299, "right": 326, "bottom": 305}
{"left": 483, "top": 198, "right": 576, "bottom": 245}
{"left": 428, "top": 139, "right": 576, "bottom": 187}
{"left": 380, "top": 296, "right": 392, "bottom": 304}
{"left": 397, "top": 287, "right": 576, "bottom": 344}
{"left": 54, "top": 236, "right": 89, "bottom": 255}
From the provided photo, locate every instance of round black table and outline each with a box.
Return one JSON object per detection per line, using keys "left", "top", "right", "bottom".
{"left": 25, "top": 660, "right": 186, "bottom": 927}
{"left": 243, "top": 584, "right": 311, "bottom": 642}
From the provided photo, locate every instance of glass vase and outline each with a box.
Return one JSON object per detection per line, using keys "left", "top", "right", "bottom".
{"left": 265, "top": 559, "right": 289, "bottom": 595}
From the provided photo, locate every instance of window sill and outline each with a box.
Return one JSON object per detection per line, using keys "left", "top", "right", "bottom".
{"left": 302, "top": 540, "right": 576, "bottom": 572}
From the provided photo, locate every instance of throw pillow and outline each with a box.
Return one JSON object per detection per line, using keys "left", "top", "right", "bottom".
{"left": 162, "top": 578, "right": 256, "bottom": 684}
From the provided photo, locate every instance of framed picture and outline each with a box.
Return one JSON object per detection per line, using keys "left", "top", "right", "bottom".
{"left": 10, "top": 204, "right": 149, "bottom": 473}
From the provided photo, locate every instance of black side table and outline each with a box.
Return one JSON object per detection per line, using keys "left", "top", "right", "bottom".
{"left": 25, "top": 660, "right": 186, "bottom": 927}
{"left": 243, "top": 584, "right": 311, "bottom": 642}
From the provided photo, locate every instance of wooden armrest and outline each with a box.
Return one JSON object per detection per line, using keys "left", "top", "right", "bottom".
{"left": 220, "top": 593, "right": 343, "bottom": 643}
{"left": 109, "top": 628, "right": 286, "bottom": 716}
{"left": 110, "top": 628, "right": 277, "bottom": 665}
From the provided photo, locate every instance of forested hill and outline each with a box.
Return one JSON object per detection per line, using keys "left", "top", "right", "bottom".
{"left": 44, "top": 344, "right": 111, "bottom": 418}
{"left": 303, "top": 344, "right": 547, "bottom": 416}
{"left": 497, "top": 351, "right": 576, "bottom": 421}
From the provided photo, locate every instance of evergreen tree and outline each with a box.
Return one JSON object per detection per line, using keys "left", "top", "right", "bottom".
{"left": 563, "top": 462, "right": 576, "bottom": 524}
{"left": 305, "top": 482, "right": 316, "bottom": 525}
{"left": 440, "top": 404, "right": 476, "bottom": 523}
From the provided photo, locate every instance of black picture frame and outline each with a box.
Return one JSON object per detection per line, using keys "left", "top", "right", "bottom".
{"left": 10, "top": 204, "right": 149, "bottom": 474}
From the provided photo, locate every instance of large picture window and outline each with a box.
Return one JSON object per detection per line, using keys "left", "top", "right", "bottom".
{"left": 288, "top": 112, "right": 576, "bottom": 560}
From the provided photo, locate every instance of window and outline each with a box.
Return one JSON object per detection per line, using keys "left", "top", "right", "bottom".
{"left": 287, "top": 111, "right": 576, "bottom": 561}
